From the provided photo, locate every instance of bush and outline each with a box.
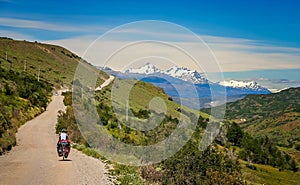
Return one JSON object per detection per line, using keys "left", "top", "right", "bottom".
{"left": 227, "top": 122, "right": 243, "bottom": 146}
{"left": 295, "top": 143, "right": 300, "bottom": 151}
{"left": 239, "top": 133, "right": 298, "bottom": 171}
{"left": 0, "top": 67, "right": 52, "bottom": 153}
{"left": 161, "top": 143, "right": 245, "bottom": 185}
{"left": 246, "top": 163, "right": 257, "bottom": 171}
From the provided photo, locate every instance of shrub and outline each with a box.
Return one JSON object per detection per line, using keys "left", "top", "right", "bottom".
{"left": 246, "top": 163, "right": 257, "bottom": 171}
{"left": 0, "top": 67, "right": 52, "bottom": 153}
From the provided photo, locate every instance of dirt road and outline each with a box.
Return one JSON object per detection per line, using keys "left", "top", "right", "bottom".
{"left": 0, "top": 91, "right": 112, "bottom": 185}
{"left": 95, "top": 76, "right": 115, "bottom": 91}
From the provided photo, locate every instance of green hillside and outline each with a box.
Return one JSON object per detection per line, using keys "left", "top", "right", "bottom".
{"left": 202, "top": 87, "right": 300, "bottom": 148}
{"left": 241, "top": 160, "right": 300, "bottom": 185}
{"left": 0, "top": 37, "right": 108, "bottom": 88}
{"left": 221, "top": 87, "right": 300, "bottom": 148}
{"left": 0, "top": 37, "right": 246, "bottom": 184}
{"left": 200, "top": 87, "right": 300, "bottom": 184}
{"left": 5, "top": 37, "right": 297, "bottom": 184}
{"left": 56, "top": 75, "right": 300, "bottom": 184}
{"left": 0, "top": 66, "right": 52, "bottom": 154}
{"left": 57, "top": 77, "right": 251, "bottom": 184}
{"left": 0, "top": 38, "right": 108, "bottom": 154}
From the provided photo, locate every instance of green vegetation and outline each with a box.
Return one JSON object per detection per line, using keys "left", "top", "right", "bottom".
{"left": 226, "top": 122, "right": 244, "bottom": 146}
{"left": 56, "top": 91, "right": 146, "bottom": 184}
{"left": 203, "top": 88, "right": 300, "bottom": 155}
{"left": 153, "top": 132, "right": 244, "bottom": 184}
{"left": 93, "top": 79, "right": 210, "bottom": 148}
{"left": 16, "top": 35, "right": 293, "bottom": 184}
{"left": 0, "top": 37, "right": 108, "bottom": 88}
{"left": 202, "top": 88, "right": 300, "bottom": 184}
{"left": 56, "top": 91, "right": 87, "bottom": 145}
{"left": 1, "top": 37, "right": 256, "bottom": 183}
{"left": 241, "top": 160, "right": 300, "bottom": 185}
{"left": 0, "top": 37, "right": 108, "bottom": 154}
{"left": 225, "top": 122, "right": 298, "bottom": 172}
{"left": 58, "top": 79, "right": 300, "bottom": 184}
{"left": 0, "top": 66, "right": 52, "bottom": 154}
{"left": 57, "top": 79, "right": 248, "bottom": 184}
{"left": 212, "top": 87, "right": 300, "bottom": 148}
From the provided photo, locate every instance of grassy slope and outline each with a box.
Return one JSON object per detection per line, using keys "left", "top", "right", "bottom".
{"left": 59, "top": 79, "right": 211, "bottom": 184}
{"left": 241, "top": 160, "right": 300, "bottom": 185}
{"left": 0, "top": 37, "right": 108, "bottom": 88}
{"left": 202, "top": 87, "right": 300, "bottom": 184}
{"left": 94, "top": 79, "right": 209, "bottom": 149}
{"left": 11, "top": 36, "right": 295, "bottom": 184}
{"left": 0, "top": 67, "right": 52, "bottom": 154}
{"left": 102, "top": 79, "right": 208, "bottom": 120}
{"left": 2, "top": 37, "right": 235, "bottom": 184}
{"left": 0, "top": 37, "right": 109, "bottom": 154}
{"left": 204, "top": 87, "right": 300, "bottom": 147}
{"left": 60, "top": 75, "right": 300, "bottom": 184}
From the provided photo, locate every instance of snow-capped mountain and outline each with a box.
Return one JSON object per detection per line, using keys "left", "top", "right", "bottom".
{"left": 103, "top": 64, "right": 272, "bottom": 109}
{"left": 164, "top": 66, "right": 209, "bottom": 84}
{"left": 219, "top": 80, "right": 270, "bottom": 91}
{"left": 125, "top": 63, "right": 208, "bottom": 84}
{"left": 125, "top": 63, "right": 161, "bottom": 75}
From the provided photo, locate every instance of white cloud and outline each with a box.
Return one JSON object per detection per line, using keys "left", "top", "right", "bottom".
{"left": 39, "top": 22, "right": 300, "bottom": 74}
{"left": 0, "top": 30, "right": 35, "bottom": 40}
{"left": 47, "top": 34, "right": 300, "bottom": 73}
{"left": 0, "top": 17, "right": 106, "bottom": 33}
{"left": 1, "top": 19, "right": 300, "bottom": 73}
{"left": 46, "top": 35, "right": 100, "bottom": 56}
{"left": 202, "top": 36, "right": 300, "bottom": 71}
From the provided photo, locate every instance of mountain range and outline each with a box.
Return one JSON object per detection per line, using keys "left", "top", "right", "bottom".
{"left": 125, "top": 63, "right": 209, "bottom": 84}
{"left": 219, "top": 80, "right": 270, "bottom": 92}
{"left": 103, "top": 63, "right": 271, "bottom": 109}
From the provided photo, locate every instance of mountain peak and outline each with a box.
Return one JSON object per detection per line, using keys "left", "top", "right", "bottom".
{"left": 219, "top": 80, "right": 270, "bottom": 91}
{"left": 125, "top": 63, "right": 161, "bottom": 75}
{"left": 125, "top": 63, "right": 209, "bottom": 84}
{"left": 164, "top": 66, "right": 209, "bottom": 84}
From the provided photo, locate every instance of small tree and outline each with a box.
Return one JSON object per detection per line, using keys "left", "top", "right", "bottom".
{"left": 226, "top": 122, "right": 244, "bottom": 146}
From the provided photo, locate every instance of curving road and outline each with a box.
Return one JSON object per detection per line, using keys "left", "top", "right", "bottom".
{"left": 95, "top": 76, "right": 115, "bottom": 91}
{"left": 0, "top": 90, "right": 112, "bottom": 185}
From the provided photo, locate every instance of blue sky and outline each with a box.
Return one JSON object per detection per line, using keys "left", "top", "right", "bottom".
{"left": 1, "top": 0, "right": 300, "bottom": 86}
{"left": 1, "top": 0, "right": 300, "bottom": 45}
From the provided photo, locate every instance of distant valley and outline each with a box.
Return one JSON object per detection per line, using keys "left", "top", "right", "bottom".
{"left": 103, "top": 63, "right": 271, "bottom": 109}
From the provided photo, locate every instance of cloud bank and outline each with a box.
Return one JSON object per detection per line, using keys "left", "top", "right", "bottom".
{"left": 47, "top": 31, "right": 300, "bottom": 73}
{"left": 1, "top": 18, "right": 299, "bottom": 73}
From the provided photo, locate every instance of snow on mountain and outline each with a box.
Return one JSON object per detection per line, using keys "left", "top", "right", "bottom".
{"left": 219, "top": 80, "right": 270, "bottom": 91}
{"left": 164, "top": 66, "right": 209, "bottom": 84}
{"left": 125, "top": 63, "right": 208, "bottom": 84}
{"left": 124, "top": 64, "right": 270, "bottom": 91}
{"left": 125, "top": 63, "right": 161, "bottom": 75}
{"left": 105, "top": 64, "right": 272, "bottom": 109}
